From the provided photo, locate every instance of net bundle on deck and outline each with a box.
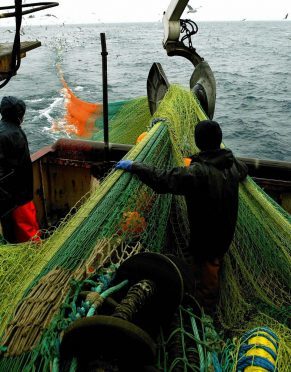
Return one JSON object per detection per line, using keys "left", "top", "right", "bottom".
{"left": 0, "top": 85, "right": 290, "bottom": 371}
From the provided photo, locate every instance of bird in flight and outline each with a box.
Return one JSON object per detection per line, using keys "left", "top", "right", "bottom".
{"left": 187, "top": 4, "right": 201, "bottom": 14}
{"left": 284, "top": 13, "right": 288, "bottom": 19}
{"left": 45, "top": 14, "right": 58, "bottom": 18}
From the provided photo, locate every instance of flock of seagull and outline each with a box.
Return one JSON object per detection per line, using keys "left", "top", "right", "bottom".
{"left": 1, "top": 3, "right": 289, "bottom": 35}
{"left": 186, "top": 4, "right": 288, "bottom": 21}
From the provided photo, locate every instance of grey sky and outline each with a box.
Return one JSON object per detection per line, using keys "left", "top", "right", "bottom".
{"left": 1, "top": 0, "right": 291, "bottom": 24}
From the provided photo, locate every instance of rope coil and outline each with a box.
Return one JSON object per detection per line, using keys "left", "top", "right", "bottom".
{"left": 180, "top": 19, "right": 199, "bottom": 49}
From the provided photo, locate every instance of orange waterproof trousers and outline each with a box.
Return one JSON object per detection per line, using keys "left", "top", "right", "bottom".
{"left": 1, "top": 201, "right": 40, "bottom": 243}
{"left": 192, "top": 258, "right": 222, "bottom": 315}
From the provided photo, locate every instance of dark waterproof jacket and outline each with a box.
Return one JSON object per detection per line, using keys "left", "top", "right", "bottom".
{"left": 0, "top": 118, "right": 33, "bottom": 217}
{"left": 131, "top": 148, "right": 248, "bottom": 261}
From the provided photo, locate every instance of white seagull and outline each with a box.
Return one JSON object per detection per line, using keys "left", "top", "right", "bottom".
{"left": 45, "top": 14, "right": 58, "bottom": 18}
{"left": 187, "top": 4, "right": 201, "bottom": 14}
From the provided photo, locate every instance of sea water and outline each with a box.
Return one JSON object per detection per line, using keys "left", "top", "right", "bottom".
{"left": 1, "top": 21, "right": 290, "bottom": 160}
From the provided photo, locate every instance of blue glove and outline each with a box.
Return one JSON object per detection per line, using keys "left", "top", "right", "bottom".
{"left": 115, "top": 160, "right": 133, "bottom": 171}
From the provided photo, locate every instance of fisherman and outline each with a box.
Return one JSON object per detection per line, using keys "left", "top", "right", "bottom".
{"left": 0, "top": 96, "right": 39, "bottom": 243}
{"left": 115, "top": 119, "right": 248, "bottom": 314}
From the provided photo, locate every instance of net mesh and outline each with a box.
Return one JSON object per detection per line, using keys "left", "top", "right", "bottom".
{"left": 0, "top": 85, "right": 290, "bottom": 371}
{"left": 53, "top": 66, "right": 152, "bottom": 142}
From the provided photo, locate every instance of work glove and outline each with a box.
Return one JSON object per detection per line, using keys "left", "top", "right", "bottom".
{"left": 115, "top": 160, "right": 133, "bottom": 171}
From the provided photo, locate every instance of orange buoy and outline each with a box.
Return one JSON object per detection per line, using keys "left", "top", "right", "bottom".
{"left": 120, "top": 211, "right": 146, "bottom": 235}
{"left": 136, "top": 132, "right": 147, "bottom": 144}
{"left": 183, "top": 157, "right": 192, "bottom": 167}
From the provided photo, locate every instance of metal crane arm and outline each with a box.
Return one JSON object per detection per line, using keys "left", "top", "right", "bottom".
{"left": 163, "top": 0, "right": 189, "bottom": 46}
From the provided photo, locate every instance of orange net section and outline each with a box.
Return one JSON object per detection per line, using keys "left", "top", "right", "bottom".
{"left": 56, "top": 65, "right": 103, "bottom": 138}
{"left": 62, "top": 80, "right": 102, "bottom": 137}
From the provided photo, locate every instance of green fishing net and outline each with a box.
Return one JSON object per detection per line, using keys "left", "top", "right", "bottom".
{"left": 0, "top": 85, "right": 290, "bottom": 371}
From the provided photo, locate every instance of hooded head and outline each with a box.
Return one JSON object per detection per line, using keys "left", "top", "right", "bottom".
{"left": 0, "top": 96, "right": 26, "bottom": 124}
{"left": 194, "top": 120, "right": 222, "bottom": 151}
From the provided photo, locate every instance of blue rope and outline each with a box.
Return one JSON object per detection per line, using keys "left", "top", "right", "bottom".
{"left": 241, "top": 327, "right": 279, "bottom": 346}
{"left": 238, "top": 344, "right": 277, "bottom": 362}
{"left": 86, "top": 280, "right": 129, "bottom": 317}
{"left": 235, "top": 327, "right": 279, "bottom": 372}
{"left": 212, "top": 352, "right": 222, "bottom": 372}
{"left": 91, "top": 273, "right": 113, "bottom": 293}
{"left": 237, "top": 355, "right": 277, "bottom": 371}
{"left": 149, "top": 117, "right": 167, "bottom": 128}
{"left": 243, "top": 327, "right": 279, "bottom": 340}
{"left": 100, "top": 279, "right": 128, "bottom": 298}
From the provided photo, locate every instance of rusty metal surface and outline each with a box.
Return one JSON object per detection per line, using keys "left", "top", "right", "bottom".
{"left": 52, "top": 139, "right": 132, "bottom": 162}
{"left": 0, "top": 41, "right": 41, "bottom": 79}
{"left": 238, "top": 157, "right": 291, "bottom": 182}
{"left": 31, "top": 145, "right": 54, "bottom": 162}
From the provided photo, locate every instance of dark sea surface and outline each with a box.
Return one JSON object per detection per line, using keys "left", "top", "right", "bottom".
{"left": 1, "top": 21, "right": 290, "bottom": 160}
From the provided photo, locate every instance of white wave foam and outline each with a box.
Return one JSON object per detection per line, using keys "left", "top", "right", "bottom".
{"left": 74, "top": 86, "right": 84, "bottom": 92}
{"left": 42, "top": 125, "right": 72, "bottom": 140}
{"left": 26, "top": 98, "right": 44, "bottom": 103}
{"left": 38, "top": 97, "right": 64, "bottom": 124}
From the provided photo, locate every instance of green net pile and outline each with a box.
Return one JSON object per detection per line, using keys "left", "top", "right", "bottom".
{"left": 93, "top": 97, "right": 152, "bottom": 144}
{"left": 0, "top": 85, "right": 290, "bottom": 371}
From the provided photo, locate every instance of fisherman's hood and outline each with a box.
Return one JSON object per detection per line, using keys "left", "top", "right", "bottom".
{"left": 191, "top": 148, "right": 235, "bottom": 170}
{"left": 0, "top": 96, "right": 26, "bottom": 123}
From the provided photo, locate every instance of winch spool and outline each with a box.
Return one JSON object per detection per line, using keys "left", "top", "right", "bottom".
{"left": 60, "top": 252, "right": 186, "bottom": 369}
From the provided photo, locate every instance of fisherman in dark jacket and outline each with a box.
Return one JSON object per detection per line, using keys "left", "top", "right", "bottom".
{"left": 116, "top": 120, "right": 248, "bottom": 313}
{"left": 0, "top": 96, "right": 39, "bottom": 243}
